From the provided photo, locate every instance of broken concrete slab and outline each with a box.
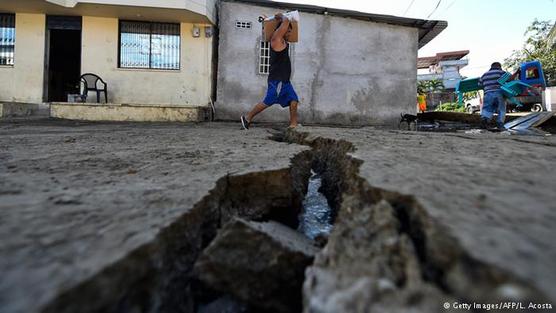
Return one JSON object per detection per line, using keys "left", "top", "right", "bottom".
{"left": 303, "top": 200, "right": 448, "bottom": 313}
{"left": 2, "top": 119, "right": 556, "bottom": 312}
{"left": 194, "top": 218, "right": 319, "bottom": 313}
{"left": 0, "top": 120, "right": 309, "bottom": 313}
{"left": 286, "top": 126, "right": 556, "bottom": 305}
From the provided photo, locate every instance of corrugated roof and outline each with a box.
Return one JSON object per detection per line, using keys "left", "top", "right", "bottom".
{"left": 221, "top": 0, "right": 447, "bottom": 48}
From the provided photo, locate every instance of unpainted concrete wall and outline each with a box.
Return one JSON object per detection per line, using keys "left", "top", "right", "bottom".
{"left": 215, "top": 2, "right": 418, "bottom": 126}
{"left": 0, "top": 13, "right": 45, "bottom": 104}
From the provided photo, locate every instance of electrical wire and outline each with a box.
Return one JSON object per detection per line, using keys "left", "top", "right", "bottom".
{"left": 402, "top": 0, "right": 416, "bottom": 16}
{"left": 444, "top": 0, "right": 458, "bottom": 11}
{"left": 427, "top": 0, "right": 443, "bottom": 19}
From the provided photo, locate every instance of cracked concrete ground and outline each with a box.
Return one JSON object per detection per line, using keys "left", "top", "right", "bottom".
{"left": 1, "top": 119, "right": 555, "bottom": 312}
{"left": 0, "top": 119, "right": 308, "bottom": 313}
{"left": 289, "top": 126, "right": 556, "bottom": 304}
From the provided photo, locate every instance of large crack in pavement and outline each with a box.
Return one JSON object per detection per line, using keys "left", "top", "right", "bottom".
{"left": 284, "top": 129, "right": 550, "bottom": 312}
{"left": 40, "top": 127, "right": 550, "bottom": 313}
{"left": 41, "top": 150, "right": 314, "bottom": 313}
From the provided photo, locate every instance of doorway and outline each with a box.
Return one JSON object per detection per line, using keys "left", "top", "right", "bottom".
{"left": 44, "top": 16, "right": 82, "bottom": 102}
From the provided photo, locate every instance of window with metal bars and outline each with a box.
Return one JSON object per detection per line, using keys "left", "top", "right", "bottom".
{"left": 118, "top": 20, "right": 180, "bottom": 70}
{"left": 258, "top": 41, "right": 270, "bottom": 75}
{"left": 0, "top": 14, "right": 15, "bottom": 66}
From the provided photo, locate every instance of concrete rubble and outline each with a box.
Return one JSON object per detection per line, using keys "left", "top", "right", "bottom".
{"left": 194, "top": 218, "right": 319, "bottom": 313}
{"left": 1, "top": 119, "right": 555, "bottom": 313}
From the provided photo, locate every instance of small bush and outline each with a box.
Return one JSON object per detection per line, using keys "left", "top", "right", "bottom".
{"left": 435, "top": 102, "right": 466, "bottom": 113}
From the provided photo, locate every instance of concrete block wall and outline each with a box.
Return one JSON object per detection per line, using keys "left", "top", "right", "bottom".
{"left": 215, "top": 2, "right": 419, "bottom": 126}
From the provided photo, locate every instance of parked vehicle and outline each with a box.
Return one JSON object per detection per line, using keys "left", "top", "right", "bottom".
{"left": 505, "top": 61, "right": 546, "bottom": 112}
{"left": 456, "top": 60, "right": 547, "bottom": 112}
{"left": 465, "top": 91, "right": 482, "bottom": 114}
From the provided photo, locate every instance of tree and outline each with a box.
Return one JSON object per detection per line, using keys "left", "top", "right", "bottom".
{"left": 417, "top": 79, "right": 444, "bottom": 94}
{"left": 504, "top": 20, "right": 556, "bottom": 86}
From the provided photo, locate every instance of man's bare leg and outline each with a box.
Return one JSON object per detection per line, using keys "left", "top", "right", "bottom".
{"left": 241, "top": 102, "right": 268, "bottom": 129}
{"left": 246, "top": 102, "right": 268, "bottom": 123}
{"left": 289, "top": 101, "right": 298, "bottom": 128}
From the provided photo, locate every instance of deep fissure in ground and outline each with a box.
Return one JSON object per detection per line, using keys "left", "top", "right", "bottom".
{"left": 41, "top": 130, "right": 548, "bottom": 313}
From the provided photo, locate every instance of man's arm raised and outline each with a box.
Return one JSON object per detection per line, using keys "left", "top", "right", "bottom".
{"left": 271, "top": 14, "right": 289, "bottom": 52}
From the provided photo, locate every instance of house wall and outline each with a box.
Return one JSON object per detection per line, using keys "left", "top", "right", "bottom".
{"left": 0, "top": 13, "right": 213, "bottom": 107}
{"left": 0, "top": 13, "right": 45, "bottom": 103}
{"left": 215, "top": 2, "right": 419, "bottom": 126}
{"left": 81, "top": 16, "right": 213, "bottom": 106}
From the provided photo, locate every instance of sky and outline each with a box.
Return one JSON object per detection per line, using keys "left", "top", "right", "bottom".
{"left": 271, "top": 0, "right": 556, "bottom": 77}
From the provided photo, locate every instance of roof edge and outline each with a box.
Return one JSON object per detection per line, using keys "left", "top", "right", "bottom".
{"left": 221, "top": 0, "right": 447, "bottom": 48}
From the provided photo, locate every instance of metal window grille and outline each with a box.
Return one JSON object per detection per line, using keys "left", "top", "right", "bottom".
{"left": 0, "top": 14, "right": 15, "bottom": 66}
{"left": 119, "top": 21, "right": 180, "bottom": 70}
{"left": 258, "top": 41, "right": 270, "bottom": 75}
{"left": 235, "top": 21, "right": 252, "bottom": 29}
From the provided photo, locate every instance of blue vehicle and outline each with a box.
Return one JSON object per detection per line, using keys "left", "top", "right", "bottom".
{"left": 456, "top": 60, "right": 547, "bottom": 112}
{"left": 506, "top": 61, "right": 546, "bottom": 112}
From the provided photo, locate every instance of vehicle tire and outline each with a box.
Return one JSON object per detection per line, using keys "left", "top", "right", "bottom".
{"left": 466, "top": 104, "right": 473, "bottom": 114}
{"left": 531, "top": 103, "right": 543, "bottom": 112}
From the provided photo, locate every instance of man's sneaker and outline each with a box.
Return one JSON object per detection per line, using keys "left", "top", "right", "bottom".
{"left": 240, "top": 115, "right": 250, "bottom": 130}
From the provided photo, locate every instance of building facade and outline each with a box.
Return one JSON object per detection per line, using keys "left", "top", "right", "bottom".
{"left": 215, "top": 0, "right": 446, "bottom": 126}
{"left": 417, "top": 50, "right": 469, "bottom": 90}
{"left": 0, "top": 0, "right": 216, "bottom": 121}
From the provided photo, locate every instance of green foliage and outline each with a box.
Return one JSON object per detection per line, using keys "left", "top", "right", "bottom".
{"left": 435, "top": 102, "right": 466, "bottom": 113}
{"left": 504, "top": 20, "right": 556, "bottom": 86}
{"left": 417, "top": 79, "right": 445, "bottom": 94}
{"left": 462, "top": 91, "right": 479, "bottom": 103}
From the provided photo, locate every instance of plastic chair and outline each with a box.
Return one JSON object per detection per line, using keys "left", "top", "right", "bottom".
{"left": 497, "top": 72, "right": 511, "bottom": 85}
{"left": 80, "top": 73, "right": 108, "bottom": 103}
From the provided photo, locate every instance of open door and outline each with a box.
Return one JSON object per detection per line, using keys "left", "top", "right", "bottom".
{"left": 44, "top": 16, "right": 82, "bottom": 102}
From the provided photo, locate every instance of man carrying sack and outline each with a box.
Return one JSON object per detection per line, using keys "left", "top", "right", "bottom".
{"left": 241, "top": 12, "right": 300, "bottom": 129}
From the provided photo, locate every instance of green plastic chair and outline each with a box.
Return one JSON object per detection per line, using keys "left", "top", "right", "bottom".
{"left": 456, "top": 78, "right": 481, "bottom": 104}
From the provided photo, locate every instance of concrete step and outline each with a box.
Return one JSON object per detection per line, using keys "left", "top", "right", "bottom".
{"left": 0, "top": 102, "right": 49, "bottom": 118}
{"left": 50, "top": 102, "right": 211, "bottom": 122}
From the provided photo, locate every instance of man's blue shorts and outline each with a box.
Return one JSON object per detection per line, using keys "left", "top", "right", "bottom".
{"left": 263, "top": 80, "right": 299, "bottom": 108}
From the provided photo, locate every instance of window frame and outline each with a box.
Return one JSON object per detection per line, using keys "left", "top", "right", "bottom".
{"left": 117, "top": 20, "right": 181, "bottom": 71}
{"left": 525, "top": 67, "right": 539, "bottom": 80}
{"left": 257, "top": 41, "right": 294, "bottom": 76}
{"left": 0, "top": 13, "right": 16, "bottom": 66}
{"left": 258, "top": 40, "right": 270, "bottom": 75}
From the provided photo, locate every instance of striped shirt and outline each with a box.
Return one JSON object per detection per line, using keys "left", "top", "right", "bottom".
{"left": 479, "top": 68, "right": 509, "bottom": 93}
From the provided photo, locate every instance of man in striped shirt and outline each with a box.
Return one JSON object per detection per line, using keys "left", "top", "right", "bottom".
{"left": 478, "top": 62, "right": 511, "bottom": 129}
